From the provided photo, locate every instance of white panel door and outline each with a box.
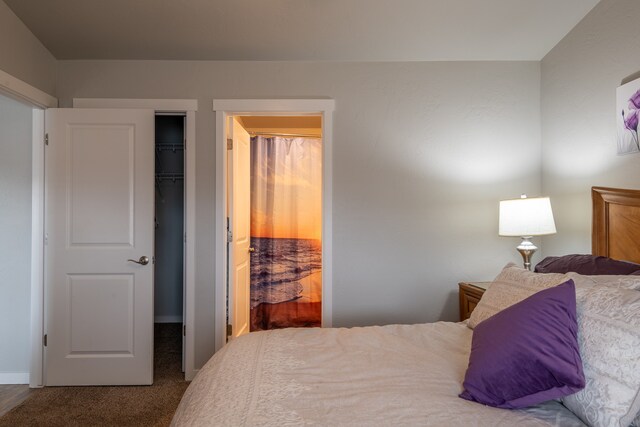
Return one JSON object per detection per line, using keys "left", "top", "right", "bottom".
{"left": 229, "top": 117, "right": 251, "bottom": 338}
{"left": 45, "top": 108, "right": 155, "bottom": 385}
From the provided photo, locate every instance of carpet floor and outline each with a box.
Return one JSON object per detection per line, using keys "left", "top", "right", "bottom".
{"left": 0, "top": 324, "right": 190, "bottom": 427}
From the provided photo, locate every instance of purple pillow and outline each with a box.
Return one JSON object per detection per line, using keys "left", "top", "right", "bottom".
{"left": 535, "top": 254, "right": 640, "bottom": 275}
{"left": 459, "top": 280, "right": 585, "bottom": 409}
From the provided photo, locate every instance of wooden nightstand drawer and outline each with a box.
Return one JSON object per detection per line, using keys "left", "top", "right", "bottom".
{"left": 458, "top": 282, "right": 490, "bottom": 321}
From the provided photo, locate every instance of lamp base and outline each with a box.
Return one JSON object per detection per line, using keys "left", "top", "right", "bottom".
{"left": 516, "top": 237, "right": 537, "bottom": 271}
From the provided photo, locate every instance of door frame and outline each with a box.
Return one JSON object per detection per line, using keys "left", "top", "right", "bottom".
{"left": 0, "top": 68, "right": 57, "bottom": 109}
{"left": 30, "top": 108, "right": 45, "bottom": 387}
{"left": 0, "top": 70, "right": 57, "bottom": 388}
{"left": 213, "top": 99, "right": 335, "bottom": 352}
{"left": 71, "top": 98, "right": 198, "bottom": 381}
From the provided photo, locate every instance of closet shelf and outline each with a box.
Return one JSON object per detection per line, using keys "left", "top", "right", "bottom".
{"left": 156, "top": 143, "right": 185, "bottom": 152}
{"left": 156, "top": 172, "right": 184, "bottom": 182}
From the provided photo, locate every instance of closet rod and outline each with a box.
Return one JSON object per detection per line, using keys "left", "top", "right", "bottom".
{"left": 249, "top": 132, "right": 321, "bottom": 139}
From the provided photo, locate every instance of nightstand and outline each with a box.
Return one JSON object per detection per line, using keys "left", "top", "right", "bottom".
{"left": 458, "top": 282, "right": 490, "bottom": 321}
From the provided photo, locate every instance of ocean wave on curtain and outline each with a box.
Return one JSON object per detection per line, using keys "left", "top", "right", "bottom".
{"left": 249, "top": 136, "right": 322, "bottom": 331}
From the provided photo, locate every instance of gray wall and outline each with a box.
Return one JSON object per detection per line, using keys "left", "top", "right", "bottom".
{"left": 0, "top": 1, "right": 56, "bottom": 95}
{"left": 57, "top": 60, "right": 542, "bottom": 368}
{"left": 541, "top": 0, "right": 640, "bottom": 255}
{"left": 0, "top": 94, "right": 32, "bottom": 380}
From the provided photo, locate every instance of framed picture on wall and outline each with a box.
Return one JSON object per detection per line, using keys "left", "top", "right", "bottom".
{"left": 617, "top": 77, "right": 640, "bottom": 155}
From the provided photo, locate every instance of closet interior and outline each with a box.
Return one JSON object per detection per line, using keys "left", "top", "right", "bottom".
{"left": 154, "top": 114, "right": 185, "bottom": 372}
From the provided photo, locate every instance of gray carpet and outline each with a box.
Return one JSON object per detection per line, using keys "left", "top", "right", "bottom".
{"left": 0, "top": 324, "right": 190, "bottom": 427}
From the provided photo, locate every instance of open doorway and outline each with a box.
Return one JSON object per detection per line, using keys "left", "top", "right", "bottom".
{"left": 70, "top": 98, "right": 197, "bottom": 381}
{"left": 0, "top": 93, "right": 34, "bottom": 386}
{"left": 214, "top": 99, "right": 335, "bottom": 351}
{"left": 226, "top": 115, "right": 323, "bottom": 340}
{"left": 239, "top": 116, "right": 322, "bottom": 333}
{"left": 154, "top": 114, "right": 185, "bottom": 373}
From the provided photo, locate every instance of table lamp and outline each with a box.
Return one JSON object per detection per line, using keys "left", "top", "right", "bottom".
{"left": 499, "top": 195, "right": 557, "bottom": 270}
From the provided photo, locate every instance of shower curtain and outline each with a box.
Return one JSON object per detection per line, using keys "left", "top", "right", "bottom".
{"left": 250, "top": 136, "right": 322, "bottom": 331}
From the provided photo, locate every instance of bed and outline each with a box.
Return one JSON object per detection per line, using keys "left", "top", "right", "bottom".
{"left": 172, "top": 187, "right": 640, "bottom": 427}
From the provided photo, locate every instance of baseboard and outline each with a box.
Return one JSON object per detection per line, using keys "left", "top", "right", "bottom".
{"left": 185, "top": 368, "right": 199, "bottom": 382}
{"left": 0, "top": 372, "right": 29, "bottom": 385}
{"left": 155, "top": 315, "right": 183, "bottom": 323}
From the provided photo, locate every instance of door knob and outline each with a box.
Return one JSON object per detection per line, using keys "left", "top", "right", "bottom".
{"left": 248, "top": 247, "right": 256, "bottom": 253}
{"left": 128, "top": 256, "right": 150, "bottom": 265}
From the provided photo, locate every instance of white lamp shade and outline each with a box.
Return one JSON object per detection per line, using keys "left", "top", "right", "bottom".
{"left": 499, "top": 197, "right": 557, "bottom": 237}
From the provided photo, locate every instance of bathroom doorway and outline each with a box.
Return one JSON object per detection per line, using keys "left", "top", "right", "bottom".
{"left": 243, "top": 116, "right": 322, "bottom": 331}
{"left": 213, "top": 98, "right": 335, "bottom": 351}
{"left": 227, "top": 115, "right": 322, "bottom": 337}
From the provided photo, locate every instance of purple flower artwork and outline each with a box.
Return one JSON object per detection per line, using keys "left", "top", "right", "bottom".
{"left": 617, "top": 79, "right": 640, "bottom": 155}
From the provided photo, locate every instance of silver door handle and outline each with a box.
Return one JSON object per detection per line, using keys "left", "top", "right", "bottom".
{"left": 128, "top": 256, "right": 150, "bottom": 265}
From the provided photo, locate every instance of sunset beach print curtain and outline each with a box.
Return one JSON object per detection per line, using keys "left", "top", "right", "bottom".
{"left": 250, "top": 136, "right": 322, "bottom": 331}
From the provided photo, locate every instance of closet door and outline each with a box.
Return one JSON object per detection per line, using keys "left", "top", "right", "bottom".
{"left": 44, "top": 108, "right": 155, "bottom": 385}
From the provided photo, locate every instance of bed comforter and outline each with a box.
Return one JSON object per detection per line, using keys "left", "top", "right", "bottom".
{"left": 172, "top": 322, "right": 585, "bottom": 426}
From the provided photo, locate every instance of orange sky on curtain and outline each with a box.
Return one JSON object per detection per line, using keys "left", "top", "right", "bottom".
{"left": 251, "top": 137, "right": 322, "bottom": 240}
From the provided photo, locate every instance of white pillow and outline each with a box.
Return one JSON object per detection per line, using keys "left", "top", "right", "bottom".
{"left": 566, "top": 272, "right": 640, "bottom": 291}
{"left": 467, "top": 263, "right": 567, "bottom": 329}
{"left": 562, "top": 285, "right": 640, "bottom": 427}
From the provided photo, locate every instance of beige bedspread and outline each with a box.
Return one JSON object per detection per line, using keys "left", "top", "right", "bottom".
{"left": 172, "top": 322, "right": 585, "bottom": 426}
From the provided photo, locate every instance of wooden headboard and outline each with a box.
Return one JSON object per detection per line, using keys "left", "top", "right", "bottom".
{"left": 592, "top": 186, "right": 640, "bottom": 264}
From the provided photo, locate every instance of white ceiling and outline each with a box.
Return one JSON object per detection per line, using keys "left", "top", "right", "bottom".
{"left": 5, "top": 0, "right": 600, "bottom": 61}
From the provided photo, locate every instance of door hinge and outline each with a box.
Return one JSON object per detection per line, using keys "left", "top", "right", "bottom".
{"left": 184, "top": 232, "right": 187, "bottom": 243}
{"left": 227, "top": 138, "right": 233, "bottom": 150}
{"left": 152, "top": 256, "right": 155, "bottom": 265}
{"left": 43, "top": 334, "right": 48, "bottom": 347}
{"left": 44, "top": 133, "right": 49, "bottom": 146}
{"left": 227, "top": 229, "right": 233, "bottom": 243}
{"left": 183, "top": 325, "right": 186, "bottom": 337}
{"left": 226, "top": 324, "right": 232, "bottom": 337}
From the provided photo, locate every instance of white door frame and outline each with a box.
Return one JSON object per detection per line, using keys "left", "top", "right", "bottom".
{"left": 30, "top": 108, "right": 45, "bottom": 387}
{"left": 71, "top": 98, "right": 198, "bottom": 381}
{"left": 213, "top": 99, "right": 335, "bottom": 352}
{"left": 0, "top": 70, "right": 57, "bottom": 388}
{"left": 0, "top": 69, "right": 58, "bottom": 109}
